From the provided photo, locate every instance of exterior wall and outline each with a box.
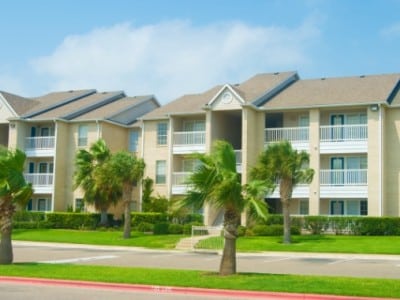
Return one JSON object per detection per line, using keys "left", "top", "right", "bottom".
{"left": 142, "top": 119, "right": 170, "bottom": 198}
{"left": 212, "top": 90, "right": 242, "bottom": 111}
{"left": 53, "top": 121, "right": 71, "bottom": 211}
{"left": 384, "top": 106, "right": 400, "bottom": 216}
{"left": 0, "top": 124, "right": 9, "bottom": 147}
{"left": 101, "top": 122, "right": 128, "bottom": 152}
{"left": 367, "top": 107, "right": 382, "bottom": 216}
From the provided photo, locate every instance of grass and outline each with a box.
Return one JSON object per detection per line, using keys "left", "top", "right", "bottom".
{"left": 1, "top": 264, "right": 400, "bottom": 298}
{"left": 12, "top": 229, "right": 184, "bottom": 249}
{"left": 236, "top": 235, "right": 400, "bottom": 254}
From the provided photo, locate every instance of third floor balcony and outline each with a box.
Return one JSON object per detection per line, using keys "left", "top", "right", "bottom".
{"left": 265, "top": 124, "right": 368, "bottom": 153}
{"left": 173, "top": 131, "right": 206, "bottom": 154}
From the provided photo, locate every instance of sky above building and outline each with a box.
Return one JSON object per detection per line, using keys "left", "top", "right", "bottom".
{"left": 1, "top": 0, "right": 400, "bottom": 104}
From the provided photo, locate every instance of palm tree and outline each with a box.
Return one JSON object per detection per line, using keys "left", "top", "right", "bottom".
{"left": 74, "top": 139, "right": 119, "bottom": 225}
{"left": 251, "top": 141, "right": 314, "bottom": 244}
{"left": 101, "top": 151, "right": 145, "bottom": 239}
{"left": 182, "top": 140, "right": 268, "bottom": 275}
{"left": 0, "top": 147, "right": 33, "bottom": 264}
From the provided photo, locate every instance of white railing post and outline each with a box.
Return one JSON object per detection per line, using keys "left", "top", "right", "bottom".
{"left": 320, "top": 124, "right": 367, "bottom": 142}
{"left": 25, "top": 136, "right": 55, "bottom": 149}
{"left": 320, "top": 169, "right": 367, "bottom": 185}
{"left": 265, "top": 127, "right": 309, "bottom": 143}
{"left": 173, "top": 131, "right": 206, "bottom": 146}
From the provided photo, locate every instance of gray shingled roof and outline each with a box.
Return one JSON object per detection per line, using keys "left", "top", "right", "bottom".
{"left": 72, "top": 95, "right": 154, "bottom": 121}
{"left": 261, "top": 73, "right": 400, "bottom": 109}
{"left": 0, "top": 91, "right": 39, "bottom": 115}
{"left": 27, "top": 91, "right": 124, "bottom": 120}
{"left": 141, "top": 71, "right": 298, "bottom": 119}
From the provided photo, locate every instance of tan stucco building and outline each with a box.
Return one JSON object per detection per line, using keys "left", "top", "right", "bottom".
{"left": 2, "top": 71, "right": 400, "bottom": 225}
{"left": 1, "top": 89, "right": 159, "bottom": 214}
{"left": 139, "top": 71, "right": 400, "bottom": 225}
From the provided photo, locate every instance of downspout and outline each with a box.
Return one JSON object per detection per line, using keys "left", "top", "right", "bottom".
{"left": 139, "top": 123, "right": 145, "bottom": 212}
{"left": 52, "top": 119, "right": 57, "bottom": 212}
{"left": 96, "top": 120, "right": 100, "bottom": 139}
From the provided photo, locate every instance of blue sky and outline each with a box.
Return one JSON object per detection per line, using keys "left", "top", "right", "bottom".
{"left": 1, "top": 0, "right": 400, "bottom": 103}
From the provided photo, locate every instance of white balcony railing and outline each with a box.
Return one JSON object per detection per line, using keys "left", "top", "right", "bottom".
{"left": 173, "top": 131, "right": 206, "bottom": 145}
{"left": 172, "top": 172, "right": 192, "bottom": 185}
{"left": 24, "top": 173, "right": 54, "bottom": 186}
{"left": 25, "top": 136, "right": 55, "bottom": 149}
{"left": 320, "top": 169, "right": 367, "bottom": 185}
{"left": 320, "top": 124, "right": 367, "bottom": 142}
{"left": 234, "top": 150, "right": 242, "bottom": 173}
{"left": 265, "top": 127, "right": 309, "bottom": 143}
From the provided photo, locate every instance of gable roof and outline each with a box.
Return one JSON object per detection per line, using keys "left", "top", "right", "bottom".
{"left": 141, "top": 71, "right": 298, "bottom": 119}
{"left": 261, "top": 73, "right": 400, "bottom": 110}
{"left": 0, "top": 91, "right": 39, "bottom": 115}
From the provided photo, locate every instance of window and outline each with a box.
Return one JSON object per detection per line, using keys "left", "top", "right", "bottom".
{"left": 78, "top": 125, "right": 88, "bottom": 146}
{"left": 157, "top": 123, "right": 168, "bottom": 145}
{"left": 360, "top": 200, "right": 368, "bottom": 215}
{"left": 156, "top": 160, "right": 166, "bottom": 184}
{"left": 183, "top": 120, "right": 205, "bottom": 131}
{"left": 75, "top": 198, "right": 84, "bottom": 212}
{"left": 38, "top": 199, "right": 48, "bottom": 211}
{"left": 299, "top": 200, "right": 309, "bottom": 215}
{"left": 129, "top": 130, "right": 139, "bottom": 152}
{"left": 182, "top": 159, "right": 201, "bottom": 172}
{"left": 330, "top": 199, "right": 368, "bottom": 215}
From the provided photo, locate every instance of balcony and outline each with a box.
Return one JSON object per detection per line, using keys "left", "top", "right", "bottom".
{"left": 171, "top": 151, "right": 242, "bottom": 194}
{"left": 24, "top": 173, "right": 54, "bottom": 194}
{"left": 171, "top": 172, "right": 191, "bottom": 194}
{"left": 25, "top": 136, "right": 55, "bottom": 157}
{"left": 320, "top": 169, "right": 367, "bottom": 198}
{"left": 173, "top": 131, "right": 206, "bottom": 154}
{"left": 265, "top": 127, "right": 309, "bottom": 151}
{"left": 268, "top": 184, "right": 310, "bottom": 199}
{"left": 320, "top": 124, "right": 367, "bottom": 153}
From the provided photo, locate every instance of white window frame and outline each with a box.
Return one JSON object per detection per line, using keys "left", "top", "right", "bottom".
{"left": 78, "top": 125, "right": 88, "bottom": 147}
{"left": 157, "top": 123, "right": 168, "bottom": 145}
{"left": 129, "top": 130, "right": 139, "bottom": 152}
{"left": 156, "top": 160, "right": 167, "bottom": 184}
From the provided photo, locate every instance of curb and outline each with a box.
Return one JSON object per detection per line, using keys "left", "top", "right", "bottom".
{"left": 0, "top": 276, "right": 390, "bottom": 300}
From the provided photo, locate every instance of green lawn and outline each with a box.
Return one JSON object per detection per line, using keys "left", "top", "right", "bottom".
{"left": 12, "top": 229, "right": 184, "bottom": 249}
{"left": 1, "top": 264, "right": 400, "bottom": 299}
{"left": 236, "top": 235, "right": 400, "bottom": 254}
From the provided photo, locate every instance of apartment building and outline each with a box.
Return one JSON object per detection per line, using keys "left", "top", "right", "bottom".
{"left": 139, "top": 71, "right": 400, "bottom": 225}
{"left": 1, "top": 89, "right": 159, "bottom": 213}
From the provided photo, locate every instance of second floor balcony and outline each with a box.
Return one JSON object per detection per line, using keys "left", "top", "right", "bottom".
{"left": 25, "top": 136, "right": 55, "bottom": 157}
{"left": 24, "top": 173, "right": 54, "bottom": 194}
{"left": 173, "top": 131, "right": 206, "bottom": 154}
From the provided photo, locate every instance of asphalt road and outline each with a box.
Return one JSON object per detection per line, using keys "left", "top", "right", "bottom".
{"left": 12, "top": 241, "right": 400, "bottom": 279}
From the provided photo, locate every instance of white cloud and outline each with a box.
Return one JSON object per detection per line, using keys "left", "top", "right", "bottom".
{"left": 31, "top": 20, "right": 320, "bottom": 103}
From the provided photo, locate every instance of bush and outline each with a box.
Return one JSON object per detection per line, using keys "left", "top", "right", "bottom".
{"left": 265, "top": 215, "right": 284, "bottom": 225}
{"left": 137, "top": 222, "right": 154, "bottom": 232}
{"left": 131, "top": 212, "right": 168, "bottom": 227}
{"left": 252, "top": 224, "right": 300, "bottom": 236}
{"left": 182, "top": 222, "right": 203, "bottom": 235}
{"left": 329, "top": 217, "right": 353, "bottom": 235}
{"left": 237, "top": 225, "right": 247, "bottom": 237}
{"left": 352, "top": 217, "right": 400, "bottom": 236}
{"left": 46, "top": 212, "right": 101, "bottom": 229}
{"left": 153, "top": 222, "right": 170, "bottom": 234}
{"left": 13, "top": 211, "right": 46, "bottom": 222}
{"left": 304, "top": 216, "right": 329, "bottom": 234}
{"left": 168, "top": 223, "right": 184, "bottom": 234}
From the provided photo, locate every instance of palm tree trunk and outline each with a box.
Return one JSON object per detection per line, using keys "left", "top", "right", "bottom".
{"left": 282, "top": 199, "right": 291, "bottom": 244}
{"left": 122, "top": 183, "right": 132, "bottom": 239}
{"left": 0, "top": 198, "right": 14, "bottom": 264}
{"left": 280, "top": 178, "right": 293, "bottom": 244}
{"left": 219, "top": 209, "right": 238, "bottom": 276}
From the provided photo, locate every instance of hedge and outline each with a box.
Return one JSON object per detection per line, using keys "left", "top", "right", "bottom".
{"left": 130, "top": 212, "right": 168, "bottom": 227}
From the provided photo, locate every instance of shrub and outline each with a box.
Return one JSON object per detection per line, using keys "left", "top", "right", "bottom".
{"left": 182, "top": 222, "right": 203, "bottom": 235}
{"left": 131, "top": 212, "right": 168, "bottom": 227}
{"left": 168, "top": 223, "right": 184, "bottom": 234}
{"left": 304, "top": 216, "right": 329, "bottom": 234}
{"left": 46, "top": 212, "right": 101, "bottom": 229}
{"left": 137, "top": 222, "right": 154, "bottom": 232}
{"left": 153, "top": 222, "right": 170, "bottom": 234}
{"left": 237, "top": 225, "right": 247, "bottom": 237}
{"left": 352, "top": 217, "right": 400, "bottom": 236}
{"left": 13, "top": 211, "right": 46, "bottom": 222}
{"left": 265, "top": 215, "right": 284, "bottom": 225}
